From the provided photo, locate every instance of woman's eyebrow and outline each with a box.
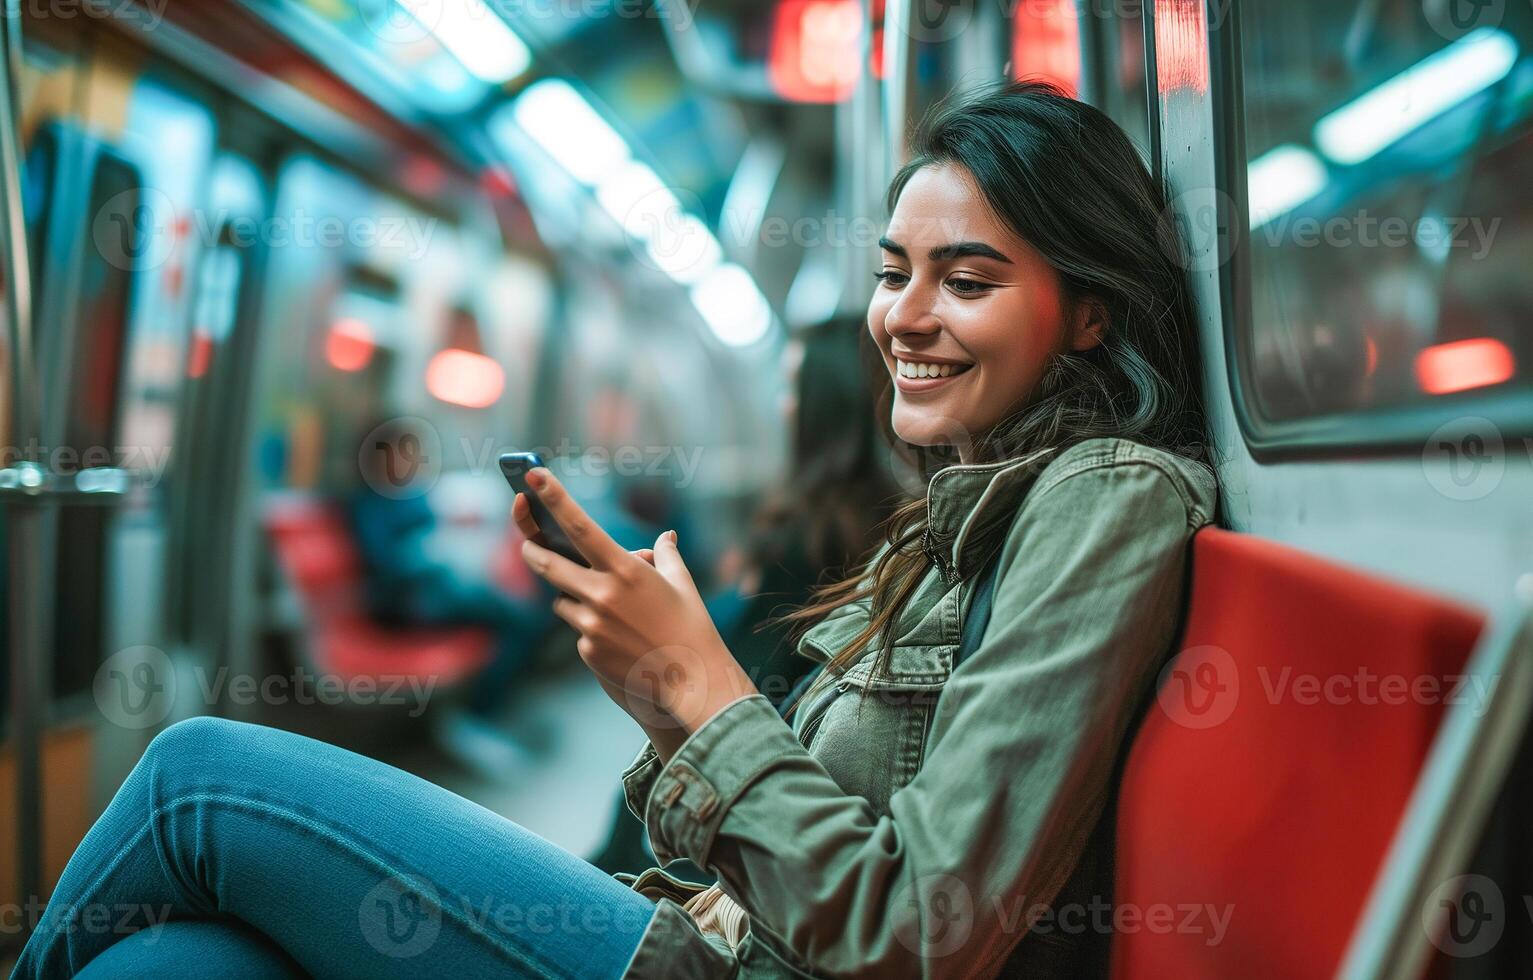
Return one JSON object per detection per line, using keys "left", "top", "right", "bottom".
{"left": 877, "top": 237, "right": 1012, "bottom": 263}
{"left": 929, "top": 241, "right": 1012, "bottom": 263}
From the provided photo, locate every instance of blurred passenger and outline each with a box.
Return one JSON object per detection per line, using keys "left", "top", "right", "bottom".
{"left": 590, "top": 317, "right": 900, "bottom": 878}
{"left": 348, "top": 417, "right": 552, "bottom": 772}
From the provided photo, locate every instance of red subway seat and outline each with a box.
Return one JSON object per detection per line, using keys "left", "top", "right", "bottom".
{"left": 263, "top": 497, "right": 493, "bottom": 690}
{"left": 1112, "top": 528, "right": 1485, "bottom": 978}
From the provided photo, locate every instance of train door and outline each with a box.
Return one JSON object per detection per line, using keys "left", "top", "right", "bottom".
{"left": 42, "top": 138, "right": 139, "bottom": 705}
{"left": 162, "top": 146, "right": 267, "bottom": 700}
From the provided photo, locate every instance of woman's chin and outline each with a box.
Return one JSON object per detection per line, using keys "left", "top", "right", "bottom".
{"left": 891, "top": 409, "right": 977, "bottom": 452}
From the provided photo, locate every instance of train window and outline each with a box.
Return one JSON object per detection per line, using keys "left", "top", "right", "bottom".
{"left": 187, "top": 233, "right": 244, "bottom": 379}
{"left": 1233, "top": 5, "right": 1533, "bottom": 441}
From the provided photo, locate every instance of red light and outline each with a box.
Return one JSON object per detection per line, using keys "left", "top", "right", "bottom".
{"left": 1011, "top": 0, "right": 1081, "bottom": 96}
{"left": 769, "top": 0, "right": 863, "bottom": 103}
{"left": 480, "top": 166, "right": 517, "bottom": 199}
{"left": 186, "top": 329, "right": 214, "bottom": 379}
{"left": 426, "top": 348, "right": 504, "bottom": 408}
{"left": 325, "top": 317, "right": 375, "bottom": 372}
{"left": 402, "top": 154, "right": 447, "bottom": 198}
{"left": 1154, "top": 0, "right": 1210, "bottom": 96}
{"left": 1415, "top": 338, "right": 1515, "bottom": 395}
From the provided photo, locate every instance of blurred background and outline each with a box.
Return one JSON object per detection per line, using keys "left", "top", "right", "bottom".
{"left": 1, "top": 0, "right": 1531, "bottom": 964}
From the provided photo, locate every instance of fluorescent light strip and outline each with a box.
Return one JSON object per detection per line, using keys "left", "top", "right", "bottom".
{"left": 1314, "top": 28, "right": 1518, "bottom": 166}
{"left": 690, "top": 262, "right": 773, "bottom": 347}
{"left": 397, "top": 0, "right": 531, "bottom": 84}
{"left": 1247, "top": 144, "right": 1328, "bottom": 228}
{"left": 510, "top": 78, "right": 631, "bottom": 185}
{"left": 689, "top": 263, "right": 772, "bottom": 349}
{"left": 498, "top": 81, "right": 768, "bottom": 341}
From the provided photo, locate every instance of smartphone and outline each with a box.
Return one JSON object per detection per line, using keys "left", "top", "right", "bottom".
{"left": 498, "top": 452, "right": 590, "bottom": 567}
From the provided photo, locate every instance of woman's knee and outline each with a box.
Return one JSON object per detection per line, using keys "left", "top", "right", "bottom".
{"left": 143, "top": 716, "right": 261, "bottom": 774}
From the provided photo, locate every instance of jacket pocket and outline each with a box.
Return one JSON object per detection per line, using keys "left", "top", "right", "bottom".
{"left": 801, "top": 586, "right": 961, "bottom": 691}
{"left": 624, "top": 866, "right": 712, "bottom": 906}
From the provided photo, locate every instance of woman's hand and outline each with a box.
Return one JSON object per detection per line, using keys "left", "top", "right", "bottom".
{"left": 513, "top": 468, "right": 758, "bottom": 746}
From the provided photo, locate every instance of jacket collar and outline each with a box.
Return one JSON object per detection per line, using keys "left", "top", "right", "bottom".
{"left": 921, "top": 447, "right": 1059, "bottom": 581}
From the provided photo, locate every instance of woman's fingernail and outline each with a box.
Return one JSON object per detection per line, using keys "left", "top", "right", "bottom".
{"left": 668, "top": 529, "right": 678, "bottom": 544}
{"left": 527, "top": 468, "right": 546, "bottom": 489}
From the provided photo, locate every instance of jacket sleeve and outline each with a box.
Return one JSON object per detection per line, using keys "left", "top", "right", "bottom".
{"left": 619, "top": 543, "right": 890, "bottom": 827}
{"left": 621, "top": 743, "right": 663, "bottom": 825}
{"left": 636, "top": 460, "right": 1209, "bottom": 977}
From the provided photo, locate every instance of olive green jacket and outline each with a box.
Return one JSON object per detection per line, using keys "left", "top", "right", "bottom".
{"left": 615, "top": 437, "right": 1217, "bottom": 978}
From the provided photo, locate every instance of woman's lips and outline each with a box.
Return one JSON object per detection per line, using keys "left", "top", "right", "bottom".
{"left": 894, "top": 364, "right": 971, "bottom": 393}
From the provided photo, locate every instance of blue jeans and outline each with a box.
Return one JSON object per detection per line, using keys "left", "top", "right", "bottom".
{"left": 11, "top": 717, "right": 657, "bottom": 978}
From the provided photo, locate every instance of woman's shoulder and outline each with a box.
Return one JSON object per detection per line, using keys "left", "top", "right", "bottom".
{"left": 1026, "top": 436, "right": 1218, "bottom": 529}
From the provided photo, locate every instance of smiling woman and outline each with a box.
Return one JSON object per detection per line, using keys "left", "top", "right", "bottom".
{"left": 13, "top": 81, "right": 1216, "bottom": 980}
{"left": 777, "top": 81, "right": 1210, "bottom": 692}
{"left": 871, "top": 171, "right": 1099, "bottom": 445}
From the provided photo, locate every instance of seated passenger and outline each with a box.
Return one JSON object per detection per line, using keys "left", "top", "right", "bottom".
{"left": 16, "top": 82, "right": 1215, "bottom": 979}
{"left": 348, "top": 417, "right": 553, "bottom": 768}
{"left": 590, "top": 315, "right": 901, "bottom": 879}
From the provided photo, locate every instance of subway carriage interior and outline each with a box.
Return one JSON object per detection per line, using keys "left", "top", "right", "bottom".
{"left": 0, "top": 0, "right": 1530, "bottom": 976}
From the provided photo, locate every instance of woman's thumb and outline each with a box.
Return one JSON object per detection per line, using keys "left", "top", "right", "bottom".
{"left": 652, "top": 529, "right": 690, "bottom": 584}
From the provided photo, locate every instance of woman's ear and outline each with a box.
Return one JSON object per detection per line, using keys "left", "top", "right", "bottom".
{"left": 1067, "top": 296, "right": 1108, "bottom": 352}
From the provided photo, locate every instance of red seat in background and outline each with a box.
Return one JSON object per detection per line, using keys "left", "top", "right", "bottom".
{"left": 263, "top": 497, "right": 493, "bottom": 689}
{"left": 1112, "top": 528, "right": 1486, "bottom": 979}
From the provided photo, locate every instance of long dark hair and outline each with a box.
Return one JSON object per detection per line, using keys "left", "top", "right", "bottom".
{"left": 778, "top": 80, "right": 1209, "bottom": 705}
{"left": 746, "top": 316, "right": 900, "bottom": 577}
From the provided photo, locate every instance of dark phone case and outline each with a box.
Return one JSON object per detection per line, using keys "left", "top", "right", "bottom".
{"left": 498, "top": 454, "right": 590, "bottom": 567}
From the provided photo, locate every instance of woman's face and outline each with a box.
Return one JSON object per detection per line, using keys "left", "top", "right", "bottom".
{"left": 867, "top": 163, "right": 1101, "bottom": 458}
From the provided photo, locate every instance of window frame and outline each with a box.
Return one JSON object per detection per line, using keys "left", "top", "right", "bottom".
{"left": 1207, "top": 0, "right": 1533, "bottom": 460}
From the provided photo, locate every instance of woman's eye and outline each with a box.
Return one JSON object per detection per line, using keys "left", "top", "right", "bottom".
{"left": 873, "top": 270, "right": 909, "bottom": 287}
{"left": 948, "top": 277, "right": 993, "bottom": 295}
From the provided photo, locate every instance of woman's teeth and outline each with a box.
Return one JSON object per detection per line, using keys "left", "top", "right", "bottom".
{"left": 897, "top": 359, "right": 969, "bottom": 379}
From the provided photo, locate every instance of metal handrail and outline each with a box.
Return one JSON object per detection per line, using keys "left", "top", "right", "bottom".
{"left": 0, "top": 0, "right": 44, "bottom": 921}
{"left": 880, "top": 0, "right": 915, "bottom": 175}
{"left": 0, "top": 0, "right": 32, "bottom": 439}
{"left": 1339, "top": 588, "right": 1533, "bottom": 979}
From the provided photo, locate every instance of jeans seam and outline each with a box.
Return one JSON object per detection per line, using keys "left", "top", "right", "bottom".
{"left": 30, "top": 821, "right": 161, "bottom": 976}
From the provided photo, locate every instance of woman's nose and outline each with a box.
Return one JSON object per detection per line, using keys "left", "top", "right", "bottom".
{"left": 882, "top": 281, "right": 942, "bottom": 338}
